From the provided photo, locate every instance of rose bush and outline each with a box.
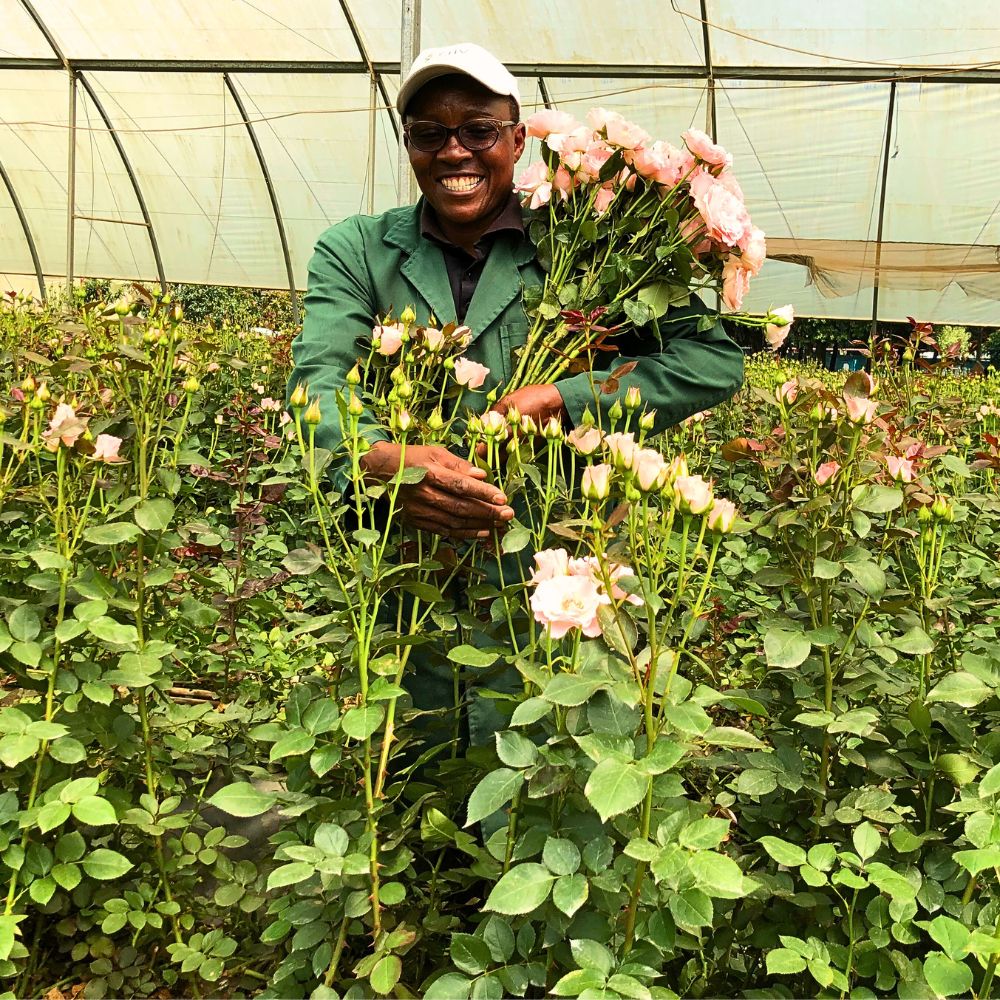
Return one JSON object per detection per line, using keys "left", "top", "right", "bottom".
{"left": 0, "top": 291, "right": 998, "bottom": 998}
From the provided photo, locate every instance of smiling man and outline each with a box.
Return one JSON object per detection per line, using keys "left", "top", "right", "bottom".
{"left": 288, "top": 43, "right": 744, "bottom": 747}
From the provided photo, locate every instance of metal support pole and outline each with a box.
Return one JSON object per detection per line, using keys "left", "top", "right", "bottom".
{"left": 538, "top": 77, "right": 554, "bottom": 111}
{"left": 77, "top": 73, "right": 167, "bottom": 290}
{"left": 66, "top": 69, "right": 77, "bottom": 295}
{"left": 870, "top": 81, "right": 897, "bottom": 339}
{"left": 0, "top": 157, "right": 46, "bottom": 299}
{"left": 699, "top": 0, "right": 717, "bottom": 140}
{"left": 397, "top": 0, "right": 422, "bottom": 206}
{"left": 368, "top": 74, "right": 378, "bottom": 214}
{"left": 223, "top": 74, "right": 301, "bottom": 324}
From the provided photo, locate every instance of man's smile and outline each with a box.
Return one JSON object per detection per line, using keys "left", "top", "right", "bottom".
{"left": 439, "top": 175, "right": 485, "bottom": 193}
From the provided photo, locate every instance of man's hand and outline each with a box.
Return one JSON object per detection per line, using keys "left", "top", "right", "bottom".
{"left": 490, "top": 383, "right": 567, "bottom": 425}
{"left": 359, "top": 442, "right": 514, "bottom": 539}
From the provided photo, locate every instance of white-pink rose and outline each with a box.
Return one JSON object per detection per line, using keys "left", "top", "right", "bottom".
{"left": 525, "top": 109, "right": 580, "bottom": 143}
{"left": 765, "top": 305, "right": 795, "bottom": 350}
{"left": 689, "top": 171, "right": 751, "bottom": 249}
{"left": 43, "top": 403, "right": 87, "bottom": 451}
{"left": 374, "top": 323, "right": 404, "bottom": 356}
{"left": 581, "top": 463, "right": 612, "bottom": 501}
{"left": 593, "top": 187, "right": 615, "bottom": 216}
{"left": 422, "top": 327, "right": 445, "bottom": 353}
{"left": 741, "top": 226, "right": 767, "bottom": 275}
{"left": 631, "top": 447, "right": 668, "bottom": 492}
{"left": 566, "top": 426, "right": 603, "bottom": 456}
{"left": 707, "top": 497, "right": 737, "bottom": 534}
{"left": 480, "top": 411, "right": 509, "bottom": 438}
{"left": 722, "top": 258, "right": 752, "bottom": 311}
{"left": 844, "top": 395, "right": 878, "bottom": 425}
{"left": 886, "top": 455, "right": 915, "bottom": 482}
{"left": 673, "top": 474, "right": 714, "bottom": 514}
{"left": 530, "top": 548, "right": 571, "bottom": 584}
{"left": 530, "top": 573, "right": 604, "bottom": 639}
{"left": 514, "top": 161, "right": 552, "bottom": 209}
{"left": 91, "top": 433, "right": 123, "bottom": 463}
{"left": 776, "top": 380, "right": 798, "bottom": 405}
{"left": 681, "top": 128, "right": 733, "bottom": 170}
{"left": 603, "top": 431, "right": 637, "bottom": 470}
{"left": 453, "top": 357, "right": 490, "bottom": 389}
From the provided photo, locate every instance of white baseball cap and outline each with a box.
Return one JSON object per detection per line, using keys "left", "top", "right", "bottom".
{"left": 396, "top": 43, "right": 521, "bottom": 117}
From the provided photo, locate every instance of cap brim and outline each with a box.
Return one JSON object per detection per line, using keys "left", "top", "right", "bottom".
{"left": 396, "top": 63, "right": 517, "bottom": 115}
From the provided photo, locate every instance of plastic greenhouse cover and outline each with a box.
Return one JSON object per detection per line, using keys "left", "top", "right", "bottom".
{"left": 0, "top": 0, "right": 999, "bottom": 323}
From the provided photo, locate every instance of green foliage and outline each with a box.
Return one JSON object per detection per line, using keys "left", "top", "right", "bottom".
{"left": 1, "top": 291, "right": 1000, "bottom": 999}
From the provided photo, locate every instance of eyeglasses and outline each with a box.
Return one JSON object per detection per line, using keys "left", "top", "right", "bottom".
{"left": 403, "top": 118, "right": 517, "bottom": 153}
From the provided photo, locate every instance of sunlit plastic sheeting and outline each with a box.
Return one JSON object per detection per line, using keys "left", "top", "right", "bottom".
{"left": 716, "top": 79, "right": 891, "bottom": 244}
{"left": 86, "top": 72, "right": 288, "bottom": 288}
{"left": 0, "top": 0, "right": 53, "bottom": 59}
{"left": 540, "top": 77, "right": 709, "bottom": 135}
{"left": 707, "top": 0, "right": 1000, "bottom": 69}
{"left": 352, "top": 0, "right": 705, "bottom": 67}
{"left": 743, "top": 257, "right": 872, "bottom": 322}
{"left": 231, "top": 73, "right": 399, "bottom": 284}
{"left": 26, "top": 0, "right": 361, "bottom": 63}
{"left": 0, "top": 274, "right": 47, "bottom": 299}
{"left": 0, "top": 71, "right": 68, "bottom": 275}
{"left": 885, "top": 84, "right": 1000, "bottom": 246}
{"left": 874, "top": 283, "right": 1000, "bottom": 327}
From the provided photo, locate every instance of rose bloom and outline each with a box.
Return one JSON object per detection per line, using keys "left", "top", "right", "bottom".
{"left": 844, "top": 394, "right": 878, "bottom": 425}
{"left": 593, "top": 186, "right": 615, "bottom": 216}
{"left": 374, "top": 323, "right": 404, "bottom": 356}
{"left": 453, "top": 357, "right": 490, "bottom": 389}
{"left": 886, "top": 455, "right": 915, "bottom": 482}
{"left": 578, "top": 141, "right": 614, "bottom": 183}
{"left": 553, "top": 165, "right": 575, "bottom": 201}
{"left": 679, "top": 216, "right": 712, "bottom": 258}
{"left": 666, "top": 454, "right": 689, "bottom": 483}
{"left": 530, "top": 547, "right": 571, "bottom": 584}
{"left": 525, "top": 109, "right": 580, "bottom": 143}
{"left": 741, "top": 226, "right": 767, "bottom": 275}
{"left": 260, "top": 397, "right": 282, "bottom": 412}
{"left": 765, "top": 305, "right": 795, "bottom": 350}
{"left": 673, "top": 474, "right": 714, "bottom": 514}
{"left": 689, "top": 170, "right": 751, "bottom": 248}
{"left": 422, "top": 327, "right": 446, "bottom": 353}
{"left": 681, "top": 128, "right": 733, "bottom": 170}
{"left": 570, "top": 555, "right": 643, "bottom": 607}
{"left": 566, "top": 425, "right": 603, "bottom": 455}
{"left": 514, "top": 160, "right": 552, "bottom": 209}
{"left": 480, "top": 411, "right": 509, "bottom": 438}
{"left": 43, "top": 403, "right": 87, "bottom": 451}
{"left": 530, "top": 573, "right": 604, "bottom": 639}
{"left": 722, "top": 258, "right": 752, "bottom": 311}
{"left": 581, "top": 462, "right": 612, "bottom": 501}
{"left": 707, "top": 497, "right": 737, "bottom": 533}
{"left": 603, "top": 431, "right": 637, "bottom": 470}
{"left": 91, "top": 433, "right": 123, "bottom": 463}
{"left": 814, "top": 461, "right": 840, "bottom": 486}
{"left": 776, "top": 380, "right": 798, "bottom": 404}
{"left": 631, "top": 447, "right": 668, "bottom": 492}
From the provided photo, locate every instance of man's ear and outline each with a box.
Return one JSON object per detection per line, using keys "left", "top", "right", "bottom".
{"left": 513, "top": 123, "right": 527, "bottom": 162}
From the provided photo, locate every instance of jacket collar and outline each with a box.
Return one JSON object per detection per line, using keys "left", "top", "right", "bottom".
{"left": 386, "top": 200, "right": 535, "bottom": 344}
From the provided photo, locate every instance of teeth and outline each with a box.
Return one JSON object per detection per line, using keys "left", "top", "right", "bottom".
{"left": 441, "top": 176, "right": 482, "bottom": 192}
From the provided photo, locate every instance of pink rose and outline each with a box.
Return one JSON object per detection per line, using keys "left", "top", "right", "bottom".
{"left": 553, "top": 165, "right": 575, "bottom": 201}
{"left": 844, "top": 395, "right": 878, "bottom": 424}
{"left": 43, "top": 403, "right": 87, "bottom": 451}
{"left": 631, "top": 447, "right": 668, "bottom": 492}
{"left": 480, "top": 411, "right": 508, "bottom": 438}
{"left": 689, "top": 170, "right": 751, "bottom": 248}
{"left": 581, "top": 462, "right": 612, "bottom": 501}
{"left": 570, "top": 556, "right": 643, "bottom": 607}
{"left": 374, "top": 323, "right": 404, "bottom": 356}
{"left": 886, "top": 455, "right": 915, "bottom": 482}
{"left": 514, "top": 161, "right": 552, "bottom": 209}
{"left": 673, "top": 474, "right": 714, "bottom": 514}
{"left": 603, "top": 431, "right": 636, "bottom": 470}
{"left": 707, "top": 497, "right": 737, "bottom": 533}
{"left": 722, "top": 258, "right": 751, "bottom": 311}
{"left": 741, "top": 226, "right": 767, "bottom": 275}
{"left": 765, "top": 305, "right": 795, "bottom": 350}
{"left": 593, "top": 187, "right": 615, "bottom": 216}
{"left": 578, "top": 141, "right": 614, "bottom": 183}
{"left": 530, "top": 548, "right": 571, "bottom": 584}
{"left": 679, "top": 216, "right": 711, "bottom": 258}
{"left": 666, "top": 454, "right": 689, "bottom": 483}
{"left": 453, "top": 357, "right": 490, "bottom": 389}
{"left": 814, "top": 461, "right": 840, "bottom": 486}
{"left": 776, "top": 380, "right": 798, "bottom": 404}
{"left": 91, "top": 433, "right": 123, "bottom": 463}
{"left": 260, "top": 397, "right": 282, "bottom": 412}
{"left": 422, "top": 327, "right": 446, "bottom": 353}
{"left": 525, "top": 109, "right": 580, "bottom": 143}
{"left": 566, "top": 426, "right": 603, "bottom": 455}
{"left": 681, "top": 128, "right": 733, "bottom": 170}
{"left": 530, "top": 573, "right": 604, "bottom": 639}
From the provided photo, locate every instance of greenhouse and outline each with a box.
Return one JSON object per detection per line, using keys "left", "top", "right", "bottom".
{"left": 2, "top": 2, "right": 1000, "bottom": 998}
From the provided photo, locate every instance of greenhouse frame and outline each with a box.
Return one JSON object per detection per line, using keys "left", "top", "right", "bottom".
{"left": 2, "top": 0, "right": 1000, "bottom": 325}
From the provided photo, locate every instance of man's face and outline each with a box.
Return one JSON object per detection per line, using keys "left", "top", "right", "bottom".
{"left": 405, "top": 76, "right": 526, "bottom": 245}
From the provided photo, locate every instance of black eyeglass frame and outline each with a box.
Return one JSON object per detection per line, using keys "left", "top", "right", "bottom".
{"left": 402, "top": 118, "right": 518, "bottom": 153}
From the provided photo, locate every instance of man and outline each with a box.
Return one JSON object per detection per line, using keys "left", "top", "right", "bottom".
{"left": 289, "top": 42, "right": 744, "bottom": 744}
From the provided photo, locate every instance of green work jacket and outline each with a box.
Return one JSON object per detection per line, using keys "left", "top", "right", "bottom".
{"left": 289, "top": 200, "right": 745, "bottom": 490}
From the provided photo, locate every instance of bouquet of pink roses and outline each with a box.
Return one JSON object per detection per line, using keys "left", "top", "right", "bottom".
{"left": 507, "top": 108, "right": 791, "bottom": 392}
